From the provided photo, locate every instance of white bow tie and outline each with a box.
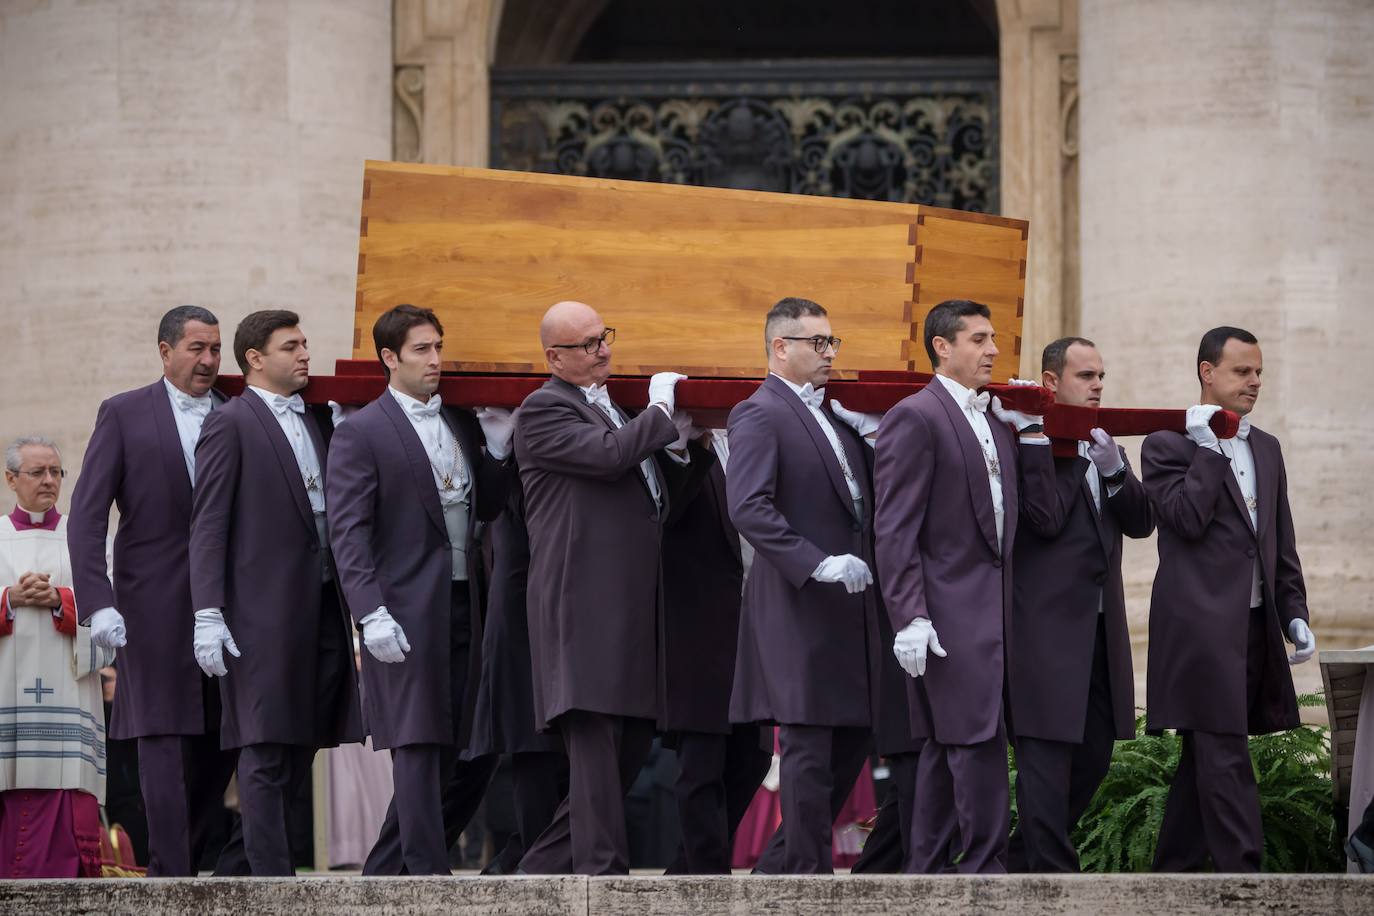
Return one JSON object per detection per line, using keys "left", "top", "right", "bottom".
{"left": 265, "top": 393, "right": 305, "bottom": 416}
{"left": 797, "top": 384, "right": 825, "bottom": 410}
{"left": 405, "top": 395, "right": 443, "bottom": 420}
{"left": 173, "top": 391, "right": 212, "bottom": 417}
{"left": 583, "top": 385, "right": 615, "bottom": 413}
{"left": 967, "top": 391, "right": 990, "bottom": 413}
{"left": 1236, "top": 416, "right": 1251, "bottom": 441}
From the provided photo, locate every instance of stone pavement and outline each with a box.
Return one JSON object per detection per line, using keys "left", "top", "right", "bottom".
{"left": 2, "top": 874, "right": 1371, "bottom": 915}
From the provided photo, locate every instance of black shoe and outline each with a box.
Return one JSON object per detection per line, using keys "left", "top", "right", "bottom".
{"left": 1346, "top": 834, "right": 1374, "bottom": 874}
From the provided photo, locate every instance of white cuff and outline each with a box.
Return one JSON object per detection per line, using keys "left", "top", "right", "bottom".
{"left": 359, "top": 606, "right": 389, "bottom": 627}
{"left": 1018, "top": 435, "right": 1051, "bottom": 446}
{"left": 663, "top": 447, "right": 691, "bottom": 466}
{"left": 652, "top": 402, "right": 673, "bottom": 418}
{"left": 1105, "top": 482, "right": 1124, "bottom": 498}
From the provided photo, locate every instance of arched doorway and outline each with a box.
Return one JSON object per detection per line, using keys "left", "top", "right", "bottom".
{"left": 489, "top": 0, "right": 1000, "bottom": 210}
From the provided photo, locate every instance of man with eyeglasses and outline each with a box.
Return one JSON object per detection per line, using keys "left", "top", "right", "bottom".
{"left": 0, "top": 436, "right": 114, "bottom": 876}
{"left": 725, "top": 296, "right": 883, "bottom": 874}
{"left": 515, "top": 300, "right": 688, "bottom": 876}
{"left": 67, "top": 305, "right": 246, "bottom": 876}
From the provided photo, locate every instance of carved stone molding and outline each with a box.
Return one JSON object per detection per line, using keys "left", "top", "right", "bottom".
{"left": 1060, "top": 53, "right": 1079, "bottom": 161}
{"left": 393, "top": 65, "right": 425, "bottom": 163}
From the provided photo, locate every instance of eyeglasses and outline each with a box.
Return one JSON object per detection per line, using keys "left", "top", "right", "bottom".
{"left": 780, "top": 335, "right": 842, "bottom": 354}
{"left": 549, "top": 327, "right": 616, "bottom": 356}
{"left": 13, "top": 467, "right": 65, "bottom": 480}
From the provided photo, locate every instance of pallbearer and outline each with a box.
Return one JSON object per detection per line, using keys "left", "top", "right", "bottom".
{"left": 1144, "top": 326, "right": 1316, "bottom": 872}
{"left": 874, "top": 299, "right": 1059, "bottom": 874}
{"left": 726, "top": 297, "right": 881, "bottom": 875}
{"left": 189, "top": 310, "right": 363, "bottom": 875}
{"left": 515, "top": 301, "right": 687, "bottom": 876}
{"left": 67, "top": 306, "right": 243, "bottom": 876}
{"left": 327, "top": 304, "right": 512, "bottom": 875}
{"left": 1007, "top": 337, "right": 1154, "bottom": 872}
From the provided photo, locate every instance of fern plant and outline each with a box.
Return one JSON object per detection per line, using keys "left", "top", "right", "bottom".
{"left": 1009, "top": 693, "right": 1343, "bottom": 872}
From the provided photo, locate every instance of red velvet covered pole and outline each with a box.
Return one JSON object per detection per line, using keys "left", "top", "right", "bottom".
{"left": 216, "top": 362, "right": 1239, "bottom": 451}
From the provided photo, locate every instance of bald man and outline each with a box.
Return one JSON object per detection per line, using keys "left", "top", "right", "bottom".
{"left": 516, "top": 301, "right": 689, "bottom": 875}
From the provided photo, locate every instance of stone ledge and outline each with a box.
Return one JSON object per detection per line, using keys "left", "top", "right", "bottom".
{"left": 2, "top": 874, "right": 1370, "bottom": 916}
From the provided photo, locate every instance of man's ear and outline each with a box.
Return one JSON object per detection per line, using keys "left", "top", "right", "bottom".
{"left": 1199, "top": 361, "right": 1215, "bottom": 386}
{"left": 1041, "top": 370, "right": 1058, "bottom": 392}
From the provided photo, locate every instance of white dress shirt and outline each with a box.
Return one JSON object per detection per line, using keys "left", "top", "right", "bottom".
{"left": 1218, "top": 418, "right": 1263, "bottom": 608}
{"left": 388, "top": 386, "right": 470, "bottom": 580}
{"left": 248, "top": 386, "right": 330, "bottom": 583}
{"left": 770, "top": 373, "right": 863, "bottom": 519}
{"left": 935, "top": 373, "right": 1005, "bottom": 548}
{"left": 580, "top": 383, "right": 664, "bottom": 507}
{"left": 163, "top": 377, "right": 212, "bottom": 485}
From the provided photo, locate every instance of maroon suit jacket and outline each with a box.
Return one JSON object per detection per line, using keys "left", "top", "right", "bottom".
{"left": 1010, "top": 449, "right": 1154, "bottom": 743}
{"left": 873, "top": 378, "right": 1059, "bottom": 746}
{"left": 514, "top": 377, "right": 676, "bottom": 729}
{"left": 189, "top": 393, "right": 363, "bottom": 749}
{"left": 1142, "top": 427, "right": 1308, "bottom": 736}
{"left": 658, "top": 440, "right": 745, "bottom": 736}
{"left": 726, "top": 374, "right": 881, "bottom": 729}
{"left": 326, "top": 392, "right": 508, "bottom": 750}
{"left": 67, "top": 379, "right": 226, "bottom": 740}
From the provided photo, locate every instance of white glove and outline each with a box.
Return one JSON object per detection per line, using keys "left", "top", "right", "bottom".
{"left": 89, "top": 607, "right": 127, "bottom": 650}
{"left": 1288, "top": 619, "right": 1317, "bottom": 665}
{"left": 360, "top": 607, "right": 410, "bottom": 664}
{"left": 893, "top": 617, "right": 946, "bottom": 678}
{"left": 328, "top": 400, "right": 358, "bottom": 428}
{"left": 1185, "top": 404, "right": 1222, "bottom": 451}
{"left": 812, "top": 554, "right": 873, "bottom": 594}
{"left": 1086, "top": 428, "right": 1125, "bottom": 477}
{"left": 669, "top": 408, "right": 694, "bottom": 451}
{"left": 193, "top": 609, "right": 240, "bottom": 678}
{"left": 829, "top": 399, "right": 882, "bottom": 438}
{"left": 475, "top": 407, "right": 515, "bottom": 461}
{"left": 648, "top": 372, "right": 688, "bottom": 416}
{"left": 990, "top": 395, "right": 1043, "bottom": 433}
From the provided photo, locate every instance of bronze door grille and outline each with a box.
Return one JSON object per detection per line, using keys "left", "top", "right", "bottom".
{"left": 490, "top": 60, "right": 998, "bottom": 212}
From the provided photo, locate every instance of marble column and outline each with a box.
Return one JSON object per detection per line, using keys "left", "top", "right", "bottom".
{"left": 0, "top": 0, "right": 392, "bottom": 506}
{"left": 1079, "top": 0, "right": 1374, "bottom": 703}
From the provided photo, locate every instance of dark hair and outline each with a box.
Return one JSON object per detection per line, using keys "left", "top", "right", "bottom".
{"left": 764, "top": 296, "right": 827, "bottom": 352}
{"left": 157, "top": 305, "right": 219, "bottom": 348}
{"left": 373, "top": 304, "right": 444, "bottom": 378}
{"left": 1197, "top": 326, "right": 1258, "bottom": 384}
{"left": 1042, "top": 336, "right": 1096, "bottom": 376}
{"left": 923, "top": 299, "right": 991, "bottom": 368}
{"left": 233, "top": 309, "right": 301, "bottom": 373}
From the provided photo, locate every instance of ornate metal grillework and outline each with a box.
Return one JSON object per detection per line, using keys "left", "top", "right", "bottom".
{"left": 490, "top": 60, "right": 998, "bottom": 211}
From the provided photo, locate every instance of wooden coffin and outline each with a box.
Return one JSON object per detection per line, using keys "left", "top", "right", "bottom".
{"left": 354, "top": 162, "right": 1028, "bottom": 381}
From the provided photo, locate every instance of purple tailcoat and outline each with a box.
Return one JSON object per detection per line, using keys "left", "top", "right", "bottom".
{"left": 325, "top": 393, "right": 508, "bottom": 750}
{"left": 188, "top": 394, "right": 363, "bottom": 749}
{"left": 1010, "top": 450, "right": 1154, "bottom": 743}
{"left": 873, "top": 379, "right": 1059, "bottom": 746}
{"left": 725, "top": 374, "right": 881, "bottom": 729}
{"left": 1142, "top": 428, "right": 1308, "bottom": 736}
{"left": 658, "top": 441, "right": 745, "bottom": 735}
{"left": 468, "top": 467, "right": 563, "bottom": 756}
{"left": 513, "top": 377, "right": 676, "bottom": 729}
{"left": 67, "top": 380, "right": 225, "bottom": 740}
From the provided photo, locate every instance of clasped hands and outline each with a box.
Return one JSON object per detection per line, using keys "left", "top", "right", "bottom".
{"left": 7, "top": 571, "right": 59, "bottom": 609}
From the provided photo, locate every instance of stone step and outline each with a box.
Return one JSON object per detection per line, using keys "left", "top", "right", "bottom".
{"left": 3, "top": 874, "right": 1370, "bottom": 916}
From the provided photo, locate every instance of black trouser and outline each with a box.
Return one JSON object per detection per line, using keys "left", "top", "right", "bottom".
{"left": 1009, "top": 616, "right": 1117, "bottom": 872}
{"left": 237, "top": 744, "right": 315, "bottom": 875}
{"left": 1152, "top": 606, "right": 1266, "bottom": 873}
{"left": 665, "top": 724, "right": 772, "bottom": 874}
{"left": 907, "top": 717, "right": 1009, "bottom": 874}
{"left": 483, "top": 751, "right": 570, "bottom": 875}
{"left": 518, "top": 711, "right": 656, "bottom": 875}
{"left": 363, "top": 583, "right": 493, "bottom": 875}
{"left": 752, "top": 724, "right": 871, "bottom": 875}
{"left": 137, "top": 676, "right": 242, "bottom": 876}
{"left": 851, "top": 751, "right": 919, "bottom": 874}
